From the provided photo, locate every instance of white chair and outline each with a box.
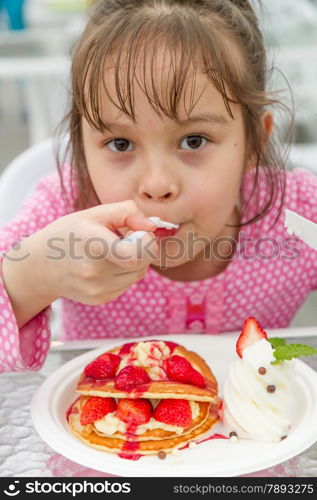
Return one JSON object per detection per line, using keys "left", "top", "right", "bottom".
{"left": 0, "top": 136, "right": 69, "bottom": 227}
{"left": 0, "top": 137, "right": 71, "bottom": 339}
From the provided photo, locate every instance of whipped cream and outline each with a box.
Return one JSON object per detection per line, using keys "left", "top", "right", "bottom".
{"left": 93, "top": 400, "right": 200, "bottom": 436}
{"left": 222, "top": 339, "right": 295, "bottom": 442}
{"left": 118, "top": 341, "right": 170, "bottom": 380}
{"left": 147, "top": 217, "right": 179, "bottom": 229}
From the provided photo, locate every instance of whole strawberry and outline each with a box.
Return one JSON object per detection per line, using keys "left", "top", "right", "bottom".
{"left": 236, "top": 317, "right": 268, "bottom": 358}
{"left": 84, "top": 353, "right": 121, "bottom": 380}
{"left": 80, "top": 396, "right": 117, "bottom": 425}
{"left": 115, "top": 365, "right": 151, "bottom": 392}
{"left": 116, "top": 399, "right": 152, "bottom": 426}
{"left": 165, "top": 355, "right": 206, "bottom": 388}
{"left": 153, "top": 399, "right": 193, "bottom": 428}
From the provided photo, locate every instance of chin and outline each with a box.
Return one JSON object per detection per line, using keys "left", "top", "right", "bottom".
{"left": 152, "top": 238, "right": 204, "bottom": 269}
{"left": 151, "top": 255, "right": 191, "bottom": 270}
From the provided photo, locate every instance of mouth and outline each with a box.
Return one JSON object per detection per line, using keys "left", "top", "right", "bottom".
{"left": 154, "top": 225, "right": 181, "bottom": 238}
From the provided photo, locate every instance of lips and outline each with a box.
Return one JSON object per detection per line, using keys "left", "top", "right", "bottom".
{"left": 154, "top": 227, "right": 179, "bottom": 238}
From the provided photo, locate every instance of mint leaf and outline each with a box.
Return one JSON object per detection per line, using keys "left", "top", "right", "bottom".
{"left": 268, "top": 337, "right": 286, "bottom": 349}
{"left": 272, "top": 343, "right": 317, "bottom": 364}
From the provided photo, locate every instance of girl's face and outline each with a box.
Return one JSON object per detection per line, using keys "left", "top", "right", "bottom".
{"left": 82, "top": 62, "right": 247, "bottom": 276}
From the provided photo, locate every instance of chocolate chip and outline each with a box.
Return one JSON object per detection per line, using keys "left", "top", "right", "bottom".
{"left": 281, "top": 435, "right": 287, "bottom": 441}
{"left": 229, "top": 431, "right": 238, "bottom": 438}
{"left": 258, "top": 367, "right": 266, "bottom": 375}
{"left": 267, "top": 385, "right": 276, "bottom": 393}
{"left": 158, "top": 451, "right": 166, "bottom": 460}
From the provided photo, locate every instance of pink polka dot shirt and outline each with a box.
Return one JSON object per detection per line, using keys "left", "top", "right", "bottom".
{"left": 1, "top": 165, "right": 317, "bottom": 373}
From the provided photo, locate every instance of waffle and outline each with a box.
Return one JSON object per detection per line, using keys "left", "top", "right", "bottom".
{"left": 77, "top": 343, "right": 217, "bottom": 402}
{"left": 68, "top": 340, "right": 219, "bottom": 457}
{"left": 69, "top": 399, "right": 218, "bottom": 455}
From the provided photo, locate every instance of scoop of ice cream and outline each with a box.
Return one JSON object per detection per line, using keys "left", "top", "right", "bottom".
{"left": 222, "top": 338, "right": 295, "bottom": 442}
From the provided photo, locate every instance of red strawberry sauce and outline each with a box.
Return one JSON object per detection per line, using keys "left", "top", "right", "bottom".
{"left": 179, "top": 434, "right": 228, "bottom": 450}
{"left": 118, "top": 432, "right": 228, "bottom": 459}
{"left": 118, "top": 440, "right": 142, "bottom": 461}
{"left": 163, "top": 341, "right": 178, "bottom": 353}
{"left": 118, "top": 429, "right": 142, "bottom": 461}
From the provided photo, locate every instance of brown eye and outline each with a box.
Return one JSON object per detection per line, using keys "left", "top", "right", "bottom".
{"left": 181, "top": 135, "right": 207, "bottom": 150}
{"left": 107, "top": 139, "right": 133, "bottom": 152}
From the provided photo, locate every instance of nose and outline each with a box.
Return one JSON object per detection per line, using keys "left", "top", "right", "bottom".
{"left": 142, "top": 190, "right": 173, "bottom": 201}
{"left": 138, "top": 165, "right": 180, "bottom": 203}
{"left": 139, "top": 182, "right": 179, "bottom": 202}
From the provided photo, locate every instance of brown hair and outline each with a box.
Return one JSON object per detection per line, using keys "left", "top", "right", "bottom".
{"left": 57, "top": 0, "right": 291, "bottom": 227}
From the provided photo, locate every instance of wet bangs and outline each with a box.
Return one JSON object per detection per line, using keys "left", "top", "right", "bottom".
{"left": 72, "top": 8, "right": 246, "bottom": 132}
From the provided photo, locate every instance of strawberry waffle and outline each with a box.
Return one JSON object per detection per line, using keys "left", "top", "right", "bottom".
{"left": 67, "top": 340, "right": 218, "bottom": 458}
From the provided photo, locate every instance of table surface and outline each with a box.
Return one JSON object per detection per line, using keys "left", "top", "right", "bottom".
{"left": 1, "top": 333, "right": 317, "bottom": 478}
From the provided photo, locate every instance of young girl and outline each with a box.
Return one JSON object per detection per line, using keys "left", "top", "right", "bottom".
{"left": 1, "top": 0, "right": 317, "bottom": 374}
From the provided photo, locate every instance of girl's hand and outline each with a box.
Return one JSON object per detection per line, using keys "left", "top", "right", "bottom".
{"left": 2, "top": 200, "right": 159, "bottom": 328}
{"left": 36, "top": 200, "right": 159, "bottom": 305}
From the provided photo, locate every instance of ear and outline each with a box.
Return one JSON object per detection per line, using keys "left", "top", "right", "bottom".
{"left": 244, "top": 111, "right": 274, "bottom": 173}
{"left": 261, "top": 110, "right": 274, "bottom": 146}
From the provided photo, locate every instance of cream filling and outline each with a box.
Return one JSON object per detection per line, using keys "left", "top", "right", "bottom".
{"left": 117, "top": 341, "right": 171, "bottom": 380}
{"left": 93, "top": 400, "right": 200, "bottom": 436}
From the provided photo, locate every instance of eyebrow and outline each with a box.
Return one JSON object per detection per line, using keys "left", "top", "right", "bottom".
{"left": 99, "top": 112, "right": 229, "bottom": 132}
{"left": 175, "top": 113, "right": 229, "bottom": 126}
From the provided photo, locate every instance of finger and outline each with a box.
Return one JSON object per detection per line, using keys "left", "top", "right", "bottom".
{"left": 84, "top": 201, "right": 159, "bottom": 266}
{"left": 88, "top": 200, "right": 157, "bottom": 232}
{"left": 105, "top": 231, "right": 159, "bottom": 268}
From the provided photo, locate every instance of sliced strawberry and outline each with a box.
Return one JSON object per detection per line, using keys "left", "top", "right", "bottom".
{"left": 80, "top": 396, "right": 117, "bottom": 425}
{"left": 84, "top": 353, "right": 121, "bottom": 380}
{"left": 236, "top": 316, "right": 268, "bottom": 358}
{"left": 165, "top": 355, "right": 206, "bottom": 388}
{"left": 153, "top": 399, "right": 193, "bottom": 428}
{"left": 116, "top": 399, "right": 152, "bottom": 426}
{"left": 118, "top": 342, "right": 136, "bottom": 355}
{"left": 114, "top": 365, "right": 151, "bottom": 392}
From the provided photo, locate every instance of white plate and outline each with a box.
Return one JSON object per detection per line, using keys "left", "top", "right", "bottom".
{"left": 31, "top": 334, "right": 317, "bottom": 477}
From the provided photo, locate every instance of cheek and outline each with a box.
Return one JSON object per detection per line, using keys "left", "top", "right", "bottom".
{"left": 87, "top": 165, "right": 134, "bottom": 204}
{"left": 188, "top": 164, "right": 242, "bottom": 225}
{"left": 83, "top": 132, "right": 134, "bottom": 204}
{"left": 94, "top": 182, "right": 132, "bottom": 204}
{"left": 188, "top": 176, "right": 234, "bottom": 212}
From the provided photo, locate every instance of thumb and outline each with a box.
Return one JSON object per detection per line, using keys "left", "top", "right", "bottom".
{"left": 88, "top": 200, "right": 157, "bottom": 232}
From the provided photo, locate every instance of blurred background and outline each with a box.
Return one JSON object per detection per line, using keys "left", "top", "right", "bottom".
{"left": 0, "top": 0, "right": 316, "bottom": 327}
